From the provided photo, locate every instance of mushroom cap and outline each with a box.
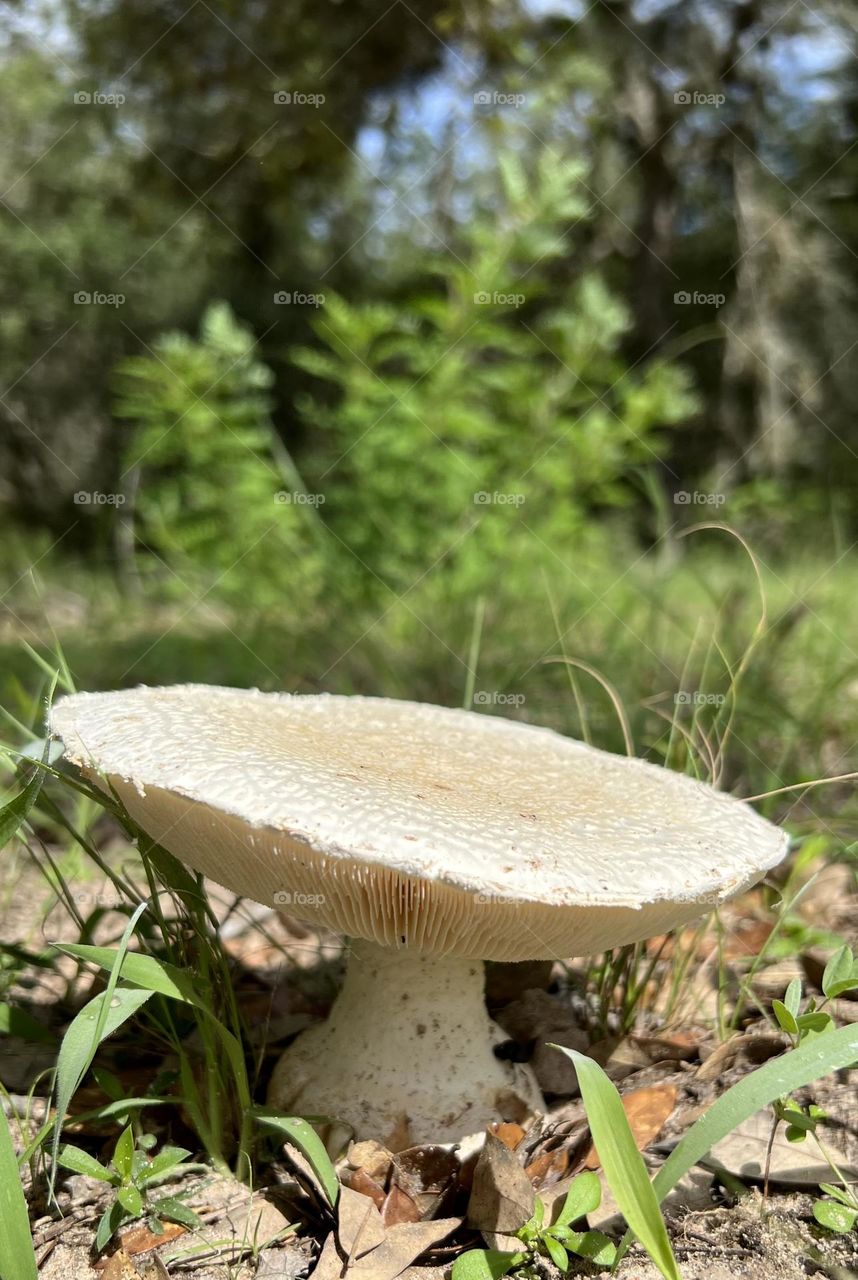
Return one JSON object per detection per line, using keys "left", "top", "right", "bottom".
{"left": 50, "top": 686, "right": 789, "bottom": 961}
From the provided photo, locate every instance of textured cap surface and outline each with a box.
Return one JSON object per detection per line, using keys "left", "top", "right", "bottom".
{"left": 49, "top": 686, "right": 789, "bottom": 960}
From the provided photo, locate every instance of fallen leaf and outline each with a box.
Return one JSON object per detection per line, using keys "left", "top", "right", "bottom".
{"left": 708, "top": 1110, "right": 858, "bottom": 1187}
{"left": 392, "top": 1145, "right": 460, "bottom": 1199}
{"left": 382, "top": 1114, "right": 412, "bottom": 1154}
{"left": 120, "top": 1220, "right": 187, "bottom": 1256}
{"left": 347, "top": 1217, "right": 462, "bottom": 1280}
{"left": 338, "top": 1185, "right": 388, "bottom": 1257}
{"left": 583, "top": 1083, "right": 677, "bottom": 1170}
{"left": 631, "top": 1031, "right": 701, "bottom": 1062}
{"left": 467, "top": 1132, "right": 534, "bottom": 1242}
{"left": 348, "top": 1141, "right": 395, "bottom": 1183}
{"left": 381, "top": 1183, "right": 422, "bottom": 1227}
{"left": 95, "top": 1251, "right": 140, "bottom": 1280}
{"left": 344, "top": 1167, "right": 388, "bottom": 1210}
{"left": 697, "top": 1032, "right": 785, "bottom": 1081}
{"left": 489, "top": 1123, "right": 526, "bottom": 1152}
{"left": 724, "top": 919, "right": 773, "bottom": 959}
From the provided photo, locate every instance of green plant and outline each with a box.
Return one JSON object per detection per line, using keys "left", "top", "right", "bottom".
{"left": 552, "top": 1023, "right": 858, "bottom": 1277}
{"left": 452, "top": 1173, "right": 616, "bottom": 1280}
{"left": 293, "top": 154, "right": 697, "bottom": 614}
{"left": 113, "top": 301, "right": 326, "bottom": 606}
{"left": 57, "top": 1125, "right": 203, "bottom": 1251}
{"left": 0, "top": 1101, "right": 38, "bottom": 1280}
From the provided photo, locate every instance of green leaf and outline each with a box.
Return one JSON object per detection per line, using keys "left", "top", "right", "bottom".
{"left": 139, "top": 1145, "right": 192, "bottom": 1185}
{"left": 60, "top": 943, "right": 252, "bottom": 1118}
{"left": 783, "top": 978, "right": 802, "bottom": 1019}
{"left": 113, "top": 1125, "right": 134, "bottom": 1180}
{"left": 150, "top": 1196, "right": 204, "bottom": 1229}
{"left": 253, "top": 1108, "right": 339, "bottom": 1206}
{"left": 772, "top": 999, "right": 798, "bottom": 1036}
{"left": 451, "top": 1251, "right": 523, "bottom": 1280}
{"left": 609, "top": 1023, "right": 858, "bottom": 1259}
{"left": 821, "top": 946, "right": 853, "bottom": 999}
{"left": 0, "top": 1104, "right": 38, "bottom": 1280}
{"left": 552, "top": 1048, "right": 680, "bottom": 1280}
{"left": 50, "top": 902, "right": 148, "bottom": 1196}
{"left": 0, "top": 728, "right": 52, "bottom": 852}
{"left": 57, "top": 1144, "right": 115, "bottom": 1182}
{"left": 95, "top": 1201, "right": 126, "bottom": 1253}
{"left": 49, "top": 985, "right": 151, "bottom": 1196}
{"left": 117, "top": 1184, "right": 143, "bottom": 1217}
{"left": 542, "top": 1234, "right": 569, "bottom": 1270}
{"left": 795, "top": 1011, "right": 832, "bottom": 1035}
{"left": 554, "top": 1170, "right": 601, "bottom": 1226}
{"left": 59, "top": 944, "right": 201, "bottom": 1005}
{"left": 576, "top": 1231, "right": 617, "bottom": 1266}
{"left": 813, "top": 1199, "right": 858, "bottom": 1233}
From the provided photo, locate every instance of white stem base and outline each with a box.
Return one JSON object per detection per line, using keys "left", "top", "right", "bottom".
{"left": 268, "top": 941, "right": 544, "bottom": 1146}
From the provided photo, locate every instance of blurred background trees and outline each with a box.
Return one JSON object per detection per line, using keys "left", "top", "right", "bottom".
{"left": 1, "top": 0, "right": 857, "bottom": 671}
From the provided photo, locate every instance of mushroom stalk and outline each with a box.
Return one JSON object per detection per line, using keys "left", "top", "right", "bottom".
{"left": 268, "top": 940, "right": 543, "bottom": 1145}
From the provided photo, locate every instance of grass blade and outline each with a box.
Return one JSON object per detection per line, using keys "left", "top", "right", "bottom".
{"left": 49, "top": 902, "right": 148, "bottom": 1196}
{"left": 552, "top": 1047, "right": 680, "bottom": 1280}
{"left": 0, "top": 1104, "right": 38, "bottom": 1280}
{"left": 253, "top": 1108, "right": 339, "bottom": 1205}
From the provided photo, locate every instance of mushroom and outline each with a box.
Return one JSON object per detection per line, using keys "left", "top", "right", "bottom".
{"left": 50, "top": 686, "right": 789, "bottom": 1145}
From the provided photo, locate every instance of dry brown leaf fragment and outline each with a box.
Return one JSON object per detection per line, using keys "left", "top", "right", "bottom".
{"left": 583, "top": 1083, "right": 678, "bottom": 1170}
{"left": 380, "top": 1183, "right": 423, "bottom": 1228}
{"left": 338, "top": 1185, "right": 388, "bottom": 1258}
{"left": 466, "top": 1132, "right": 534, "bottom": 1237}
{"left": 120, "top": 1220, "right": 187, "bottom": 1256}
{"left": 346, "top": 1217, "right": 462, "bottom": 1280}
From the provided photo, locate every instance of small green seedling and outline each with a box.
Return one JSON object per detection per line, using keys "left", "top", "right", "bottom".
{"left": 57, "top": 1126, "right": 204, "bottom": 1252}
{"left": 451, "top": 1171, "right": 616, "bottom": 1280}
{"left": 813, "top": 1182, "right": 858, "bottom": 1235}
{"left": 769, "top": 948, "right": 858, "bottom": 1226}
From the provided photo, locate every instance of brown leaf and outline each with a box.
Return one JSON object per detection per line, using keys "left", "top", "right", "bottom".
{"left": 346, "top": 1218, "right": 462, "bottom": 1280}
{"left": 120, "top": 1220, "right": 187, "bottom": 1256}
{"left": 348, "top": 1141, "right": 395, "bottom": 1184}
{"left": 343, "top": 1167, "right": 388, "bottom": 1210}
{"left": 631, "top": 1031, "right": 701, "bottom": 1062}
{"left": 392, "top": 1145, "right": 460, "bottom": 1197}
{"left": 338, "top": 1185, "right": 388, "bottom": 1258}
{"left": 96, "top": 1251, "right": 140, "bottom": 1280}
{"left": 467, "top": 1132, "right": 534, "bottom": 1237}
{"left": 489, "top": 1123, "right": 526, "bottom": 1152}
{"left": 583, "top": 1083, "right": 678, "bottom": 1170}
{"left": 382, "top": 1114, "right": 412, "bottom": 1154}
{"left": 381, "top": 1184, "right": 422, "bottom": 1228}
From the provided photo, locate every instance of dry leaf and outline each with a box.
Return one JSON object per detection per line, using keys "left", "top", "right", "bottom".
{"left": 467, "top": 1131, "right": 534, "bottom": 1243}
{"left": 120, "top": 1220, "right": 187, "bottom": 1256}
{"left": 344, "top": 1167, "right": 388, "bottom": 1210}
{"left": 338, "top": 1185, "right": 388, "bottom": 1258}
{"left": 348, "top": 1141, "right": 395, "bottom": 1184}
{"left": 708, "top": 1111, "right": 858, "bottom": 1187}
{"left": 347, "top": 1217, "right": 462, "bottom": 1280}
{"left": 381, "top": 1184, "right": 422, "bottom": 1227}
{"left": 583, "top": 1083, "right": 678, "bottom": 1170}
{"left": 96, "top": 1251, "right": 140, "bottom": 1280}
{"left": 489, "top": 1123, "right": 526, "bottom": 1152}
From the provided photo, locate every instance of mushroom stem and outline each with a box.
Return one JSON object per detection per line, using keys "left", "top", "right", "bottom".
{"left": 267, "top": 939, "right": 543, "bottom": 1145}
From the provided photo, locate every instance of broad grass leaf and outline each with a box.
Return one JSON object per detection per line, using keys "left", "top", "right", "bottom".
{"left": 551, "top": 1047, "right": 680, "bottom": 1280}
{"left": 0, "top": 1104, "right": 38, "bottom": 1280}
{"left": 253, "top": 1108, "right": 339, "bottom": 1206}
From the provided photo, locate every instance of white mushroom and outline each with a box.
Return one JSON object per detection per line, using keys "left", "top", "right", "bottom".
{"left": 50, "top": 686, "right": 789, "bottom": 1145}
